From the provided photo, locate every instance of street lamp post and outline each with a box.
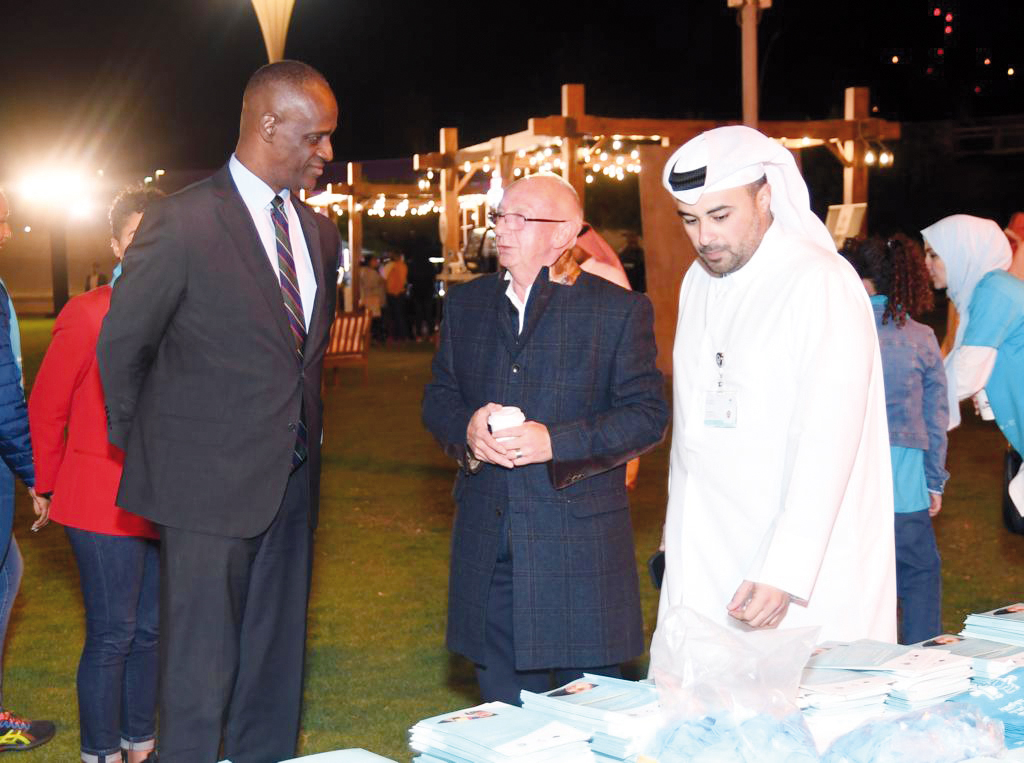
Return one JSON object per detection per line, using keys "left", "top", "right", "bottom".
{"left": 48, "top": 215, "right": 70, "bottom": 315}
{"left": 728, "top": 0, "right": 772, "bottom": 128}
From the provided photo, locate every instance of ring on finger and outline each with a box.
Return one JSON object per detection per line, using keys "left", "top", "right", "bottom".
{"left": 514, "top": 449, "right": 523, "bottom": 459}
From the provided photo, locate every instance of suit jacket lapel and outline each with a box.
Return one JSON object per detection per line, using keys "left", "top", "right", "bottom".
{"left": 212, "top": 167, "right": 297, "bottom": 353}
{"left": 494, "top": 273, "right": 519, "bottom": 355}
{"left": 495, "top": 267, "right": 559, "bottom": 359}
{"left": 515, "top": 267, "right": 557, "bottom": 354}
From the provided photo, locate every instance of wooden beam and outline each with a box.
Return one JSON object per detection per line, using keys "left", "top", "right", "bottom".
{"left": 529, "top": 113, "right": 898, "bottom": 146}
{"left": 561, "top": 84, "right": 586, "bottom": 205}
{"left": 414, "top": 151, "right": 450, "bottom": 171}
{"left": 439, "top": 127, "right": 461, "bottom": 266}
{"left": 843, "top": 86, "right": 870, "bottom": 208}
{"left": 347, "top": 162, "right": 363, "bottom": 311}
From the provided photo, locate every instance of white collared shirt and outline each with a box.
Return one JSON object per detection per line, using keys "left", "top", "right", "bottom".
{"left": 503, "top": 272, "right": 533, "bottom": 334}
{"left": 229, "top": 154, "right": 317, "bottom": 327}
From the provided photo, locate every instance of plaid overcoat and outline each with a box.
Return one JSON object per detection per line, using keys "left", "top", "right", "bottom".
{"left": 423, "top": 266, "right": 668, "bottom": 670}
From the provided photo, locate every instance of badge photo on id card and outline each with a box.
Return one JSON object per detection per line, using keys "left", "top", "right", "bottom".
{"left": 704, "top": 388, "right": 738, "bottom": 428}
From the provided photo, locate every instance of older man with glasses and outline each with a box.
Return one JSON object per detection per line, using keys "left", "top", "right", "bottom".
{"left": 423, "top": 174, "right": 668, "bottom": 704}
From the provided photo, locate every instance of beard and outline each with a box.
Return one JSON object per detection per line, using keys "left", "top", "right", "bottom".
{"left": 695, "top": 212, "right": 770, "bottom": 276}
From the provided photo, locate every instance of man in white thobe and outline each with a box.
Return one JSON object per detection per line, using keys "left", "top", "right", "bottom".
{"left": 657, "top": 126, "right": 896, "bottom": 643}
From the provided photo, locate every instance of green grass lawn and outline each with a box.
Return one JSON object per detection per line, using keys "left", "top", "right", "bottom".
{"left": 4, "top": 319, "right": 1024, "bottom": 760}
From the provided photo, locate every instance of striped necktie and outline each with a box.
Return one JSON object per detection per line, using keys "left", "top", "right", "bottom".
{"left": 271, "top": 195, "right": 308, "bottom": 467}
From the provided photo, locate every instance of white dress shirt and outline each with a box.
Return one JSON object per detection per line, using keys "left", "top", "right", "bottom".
{"left": 229, "top": 154, "right": 317, "bottom": 328}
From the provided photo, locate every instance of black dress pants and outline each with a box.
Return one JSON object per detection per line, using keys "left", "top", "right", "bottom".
{"left": 156, "top": 462, "right": 312, "bottom": 763}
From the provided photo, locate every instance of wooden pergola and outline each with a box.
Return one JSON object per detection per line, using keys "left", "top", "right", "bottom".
{"left": 411, "top": 83, "right": 899, "bottom": 277}
{"left": 309, "top": 84, "right": 899, "bottom": 370}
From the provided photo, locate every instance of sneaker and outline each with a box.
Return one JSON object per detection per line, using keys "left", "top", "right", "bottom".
{"left": 0, "top": 710, "right": 55, "bottom": 752}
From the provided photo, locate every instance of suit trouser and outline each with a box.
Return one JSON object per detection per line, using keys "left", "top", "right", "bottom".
{"left": 156, "top": 462, "right": 312, "bottom": 763}
{"left": 475, "top": 514, "right": 621, "bottom": 704}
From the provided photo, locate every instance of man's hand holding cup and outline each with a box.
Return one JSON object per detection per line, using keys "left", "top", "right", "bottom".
{"left": 467, "top": 405, "right": 551, "bottom": 468}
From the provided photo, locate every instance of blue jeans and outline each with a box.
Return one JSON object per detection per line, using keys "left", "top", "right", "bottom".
{"left": 895, "top": 510, "right": 942, "bottom": 644}
{"left": 0, "top": 536, "right": 24, "bottom": 708}
{"left": 65, "top": 528, "right": 159, "bottom": 761}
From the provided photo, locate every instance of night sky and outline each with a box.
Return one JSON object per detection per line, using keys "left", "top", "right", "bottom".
{"left": 1, "top": 0, "right": 1021, "bottom": 180}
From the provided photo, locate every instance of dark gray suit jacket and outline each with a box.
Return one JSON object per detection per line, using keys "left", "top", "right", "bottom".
{"left": 422, "top": 267, "right": 668, "bottom": 670}
{"left": 98, "top": 165, "right": 339, "bottom": 538}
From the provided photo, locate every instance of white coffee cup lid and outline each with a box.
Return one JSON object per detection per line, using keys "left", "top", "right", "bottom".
{"left": 488, "top": 406, "right": 525, "bottom": 431}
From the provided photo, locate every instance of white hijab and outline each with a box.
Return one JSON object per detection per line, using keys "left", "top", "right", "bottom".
{"left": 662, "top": 125, "right": 835, "bottom": 254}
{"left": 921, "top": 214, "right": 1012, "bottom": 350}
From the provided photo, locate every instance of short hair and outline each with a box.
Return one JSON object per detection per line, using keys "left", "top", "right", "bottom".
{"left": 243, "top": 60, "right": 329, "bottom": 102}
{"left": 747, "top": 175, "right": 768, "bottom": 197}
{"left": 109, "top": 185, "right": 164, "bottom": 239}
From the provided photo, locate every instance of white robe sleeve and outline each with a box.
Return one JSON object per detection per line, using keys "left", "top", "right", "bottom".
{"left": 746, "top": 265, "right": 885, "bottom": 603}
{"left": 944, "top": 345, "right": 997, "bottom": 430}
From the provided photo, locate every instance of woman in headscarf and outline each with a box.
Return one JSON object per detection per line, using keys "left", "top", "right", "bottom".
{"left": 921, "top": 214, "right": 1024, "bottom": 515}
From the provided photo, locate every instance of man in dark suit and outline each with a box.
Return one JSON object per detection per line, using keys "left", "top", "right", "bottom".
{"left": 422, "top": 175, "right": 668, "bottom": 705}
{"left": 97, "top": 61, "right": 339, "bottom": 763}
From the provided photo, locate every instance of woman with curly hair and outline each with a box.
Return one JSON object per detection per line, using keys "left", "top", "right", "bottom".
{"left": 842, "top": 234, "right": 949, "bottom": 643}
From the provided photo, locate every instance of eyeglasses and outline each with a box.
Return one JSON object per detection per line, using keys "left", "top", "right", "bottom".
{"left": 487, "top": 211, "right": 567, "bottom": 231}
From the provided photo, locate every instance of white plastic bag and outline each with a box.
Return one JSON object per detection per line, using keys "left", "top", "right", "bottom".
{"left": 643, "top": 605, "right": 821, "bottom": 763}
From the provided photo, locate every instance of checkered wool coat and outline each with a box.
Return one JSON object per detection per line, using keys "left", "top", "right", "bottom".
{"left": 422, "top": 265, "right": 668, "bottom": 670}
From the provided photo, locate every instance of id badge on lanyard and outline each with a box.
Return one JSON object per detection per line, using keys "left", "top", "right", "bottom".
{"left": 704, "top": 351, "right": 738, "bottom": 428}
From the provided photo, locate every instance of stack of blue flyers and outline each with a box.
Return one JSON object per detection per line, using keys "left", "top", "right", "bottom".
{"left": 409, "top": 702, "right": 593, "bottom": 763}
{"left": 520, "top": 675, "right": 660, "bottom": 761}
{"left": 909, "top": 633, "right": 1024, "bottom": 680}
{"left": 962, "top": 604, "right": 1024, "bottom": 648}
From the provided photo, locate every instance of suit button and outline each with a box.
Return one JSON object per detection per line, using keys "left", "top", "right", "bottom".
{"left": 495, "top": 509, "right": 503, "bottom": 517}
{"left": 288, "top": 423, "right": 297, "bottom": 431}
{"left": 511, "top": 364, "right": 520, "bottom": 374}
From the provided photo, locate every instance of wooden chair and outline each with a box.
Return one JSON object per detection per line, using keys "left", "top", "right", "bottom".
{"left": 323, "top": 308, "right": 371, "bottom": 385}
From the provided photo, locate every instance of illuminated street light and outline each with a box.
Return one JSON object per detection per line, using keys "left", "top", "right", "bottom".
{"left": 14, "top": 165, "right": 99, "bottom": 313}
{"left": 251, "top": 0, "right": 296, "bottom": 62}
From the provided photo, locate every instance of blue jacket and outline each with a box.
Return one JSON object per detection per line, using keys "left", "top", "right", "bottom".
{"left": 0, "top": 281, "right": 35, "bottom": 564}
{"left": 872, "top": 297, "right": 948, "bottom": 492}
{"left": 423, "top": 266, "right": 668, "bottom": 670}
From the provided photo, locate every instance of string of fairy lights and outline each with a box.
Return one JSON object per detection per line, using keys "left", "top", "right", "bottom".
{"left": 307, "top": 129, "right": 892, "bottom": 220}
{"left": 308, "top": 134, "right": 668, "bottom": 219}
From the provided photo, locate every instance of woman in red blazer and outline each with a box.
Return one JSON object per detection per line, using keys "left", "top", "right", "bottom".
{"left": 29, "top": 187, "right": 161, "bottom": 763}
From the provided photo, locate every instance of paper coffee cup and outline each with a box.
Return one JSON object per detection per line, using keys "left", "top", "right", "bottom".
{"left": 488, "top": 406, "right": 525, "bottom": 441}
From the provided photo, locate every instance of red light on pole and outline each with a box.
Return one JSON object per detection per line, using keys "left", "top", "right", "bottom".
{"left": 937, "top": 48, "right": 945, "bottom": 56}
{"left": 945, "top": 12, "right": 953, "bottom": 21}
{"left": 933, "top": 7, "right": 941, "bottom": 16}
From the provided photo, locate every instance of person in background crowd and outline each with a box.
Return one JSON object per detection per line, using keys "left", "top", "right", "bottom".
{"left": 30, "top": 185, "right": 163, "bottom": 763}
{"left": 657, "top": 126, "right": 896, "bottom": 642}
{"left": 842, "top": 235, "right": 949, "bottom": 644}
{"left": 423, "top": 174, "right": 668, "bottom": 705}
{"left": 569, "top": 224, "right": 641, "bottom": 489}
{"left": 385, "top": 252, "right": 409, "bottom": 341}
{"left": 84, "top": 262, "right": 109, "bottom": 292}
{"left": 407, "top": 252, "right": 437, "bottom": 341}
{"left": 1005, "top": 211, "right": 1024, "bottom": 280}
{"left": 921, "top": 215, "right": 1024, "bottom": 515}
{"left": 97, "top": 61, "right": 340, "bottom": 763}
{"left": 359, "top": 254, "right": 387, "bottom": 343}
{"left": 618, "top": 231, "right": 646, "bottom": 292}
{"left": 0, "top": 189, "right": 56, "bottom": 753}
